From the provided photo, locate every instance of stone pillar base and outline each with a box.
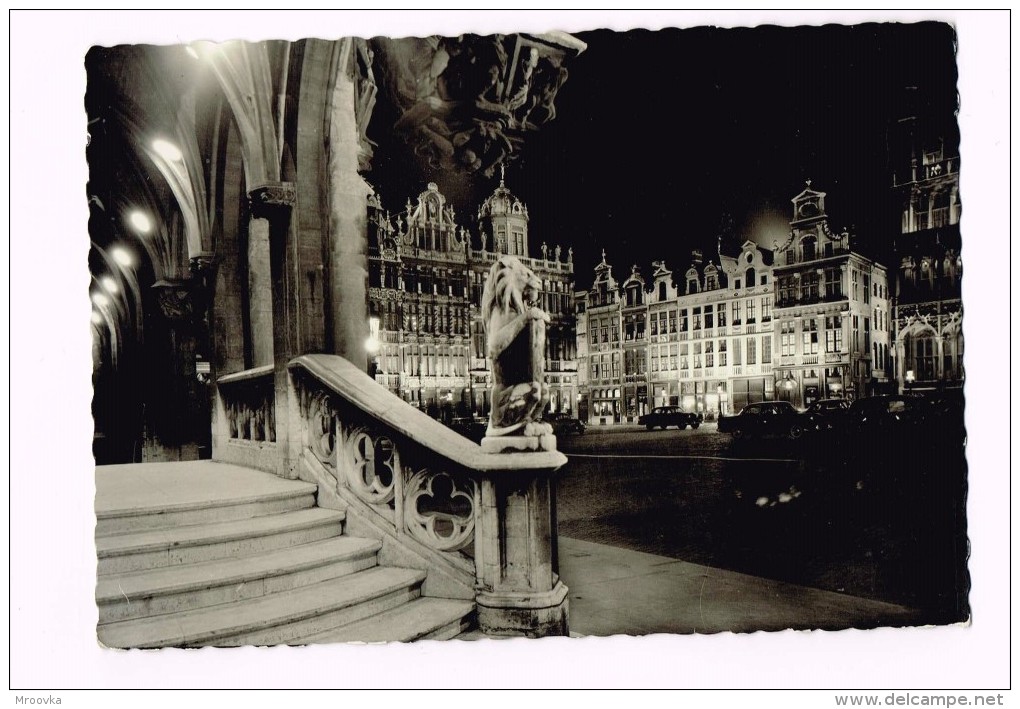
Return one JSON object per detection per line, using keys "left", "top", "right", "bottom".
{"left": 475, "top": 580, "right": 569, "bottom": 638}
{"left": 480, "top": 434, "right": 557, "bottom": 454}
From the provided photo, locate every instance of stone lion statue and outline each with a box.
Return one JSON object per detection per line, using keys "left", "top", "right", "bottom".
{"left": 481, "top": 255, "right": 552, "bottom": 438}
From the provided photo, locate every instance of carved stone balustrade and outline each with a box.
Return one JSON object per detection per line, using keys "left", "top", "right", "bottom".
{"left": 213, "top": 365, "right": 279, "bottom": 474}
{"left": 287, "top": 354, "right": 569, "bottom": 638}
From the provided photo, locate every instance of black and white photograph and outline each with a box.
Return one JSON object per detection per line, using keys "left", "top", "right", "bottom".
{"left": 9, "top": 9, "right": 1011, "bottom": 695}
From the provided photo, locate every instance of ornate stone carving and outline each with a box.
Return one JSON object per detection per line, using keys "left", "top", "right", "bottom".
{"left": 480, "top": 255, "right": 553, "bottom": 447}
{"left": 248, "top": 182, "right": 296, "bottom": 218}
{"left": 305, "top": 390, "right": 336, "bottom": 462}
{"left": 224, "top": 379, "right": 276, "bottom": 443}
{"left": 341, "top": 427, "right": 398, "bottom": 504}
{"left": 152, "top": 279, "right": 197, "bottom": 322}
{"left": 403, "top": 469, "right": 475, "bottom": 552}
{"left": 371, "top": 33, "right": 585, "bottom": 178}
{"left": 352, "top": 38, "right": 378, "bottom": 173}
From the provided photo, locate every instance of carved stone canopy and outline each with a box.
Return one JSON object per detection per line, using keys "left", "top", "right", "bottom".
{"left": 248, "top": 182, "right": 296, "bottom": 219}
{"left": 152, "top": 279, "right": 198, "bottom": 322}
{"left": 371, "top": 33, "right": 585, "bottom": 179}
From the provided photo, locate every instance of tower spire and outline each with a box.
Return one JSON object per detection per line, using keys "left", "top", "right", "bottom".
{"left": 499, "top": 163, "right": 506, "bottom": 187}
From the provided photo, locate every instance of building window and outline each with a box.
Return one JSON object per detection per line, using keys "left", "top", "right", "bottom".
{"left": 717, "top": 306, "right": 727, "bottom": 328}
{"left": 732, "top": 301, "right": 741, "bottom": 325}
{"left": 734, "top": 279, "right": 742, "bottom": 290}
{"left": 746, "top": 337, "right": 756, "bottom": 365}
{"left": 852, "top": 269, "right": 859, "bottom": 300}
{"left": 719, "top": 339, "right": 728, "bottom": 366}
{"left": 705, "top": 341, "right": 714, "bottom": 368}
{"left": 705, "top": 305, "right": 714, "bottom": 330}
{"left": 679, "top": 310, "right": 688, "bottom": 332}
{"left": 802, "top": 236, "right": 816, "bottom": 261}
{"left": 762, "top": 297, "right": 772, "bottom": 322}
{"left": 825, "top": 316, "right": 843, "bottom": 353}
{"left": 679, "top": 344, "right": 689, "bottom": 370}
{"left": 800, "top": 272, "right": 820, "bottom": 302}
{"left": 650, "top": 347, "right": 660, "bottom": 373}
{"left": 612, "top": 353, "right": 620, "bottom": 378}
{"left": 733, "top": 337, "right": 742, "bottom": 366}
{"left": 762, "top": 335, "right": 772, "bottom": 364}
{"left": 659, "top": 281, "right": 667, "bottom": 301}
{"left": 590, "top": 327, "right": 598, "bottom": 346}
{"left": 778, "top": 277, "right": 796, "bottom": 305}
{"left": 802, "top": 318, "right": 819, "bottom": 354}
{"left": 669, "top": 310, "right": 677, "bottom": 333}
{"left": 864, "top": 274, "right": 871, "bottom": 304}
{"left": 746, "top": 298, "right": 756, "bottom": 323}
{"left": 694, "top": 342, "right": 702, "bottom": 369}
{"left": 745, "top": 268, "right": 756, "bottom": 288}
{"left": 824, "top": 269, "right": 841, "bottom": 299}
{"left": 908, "top": 334, "right": 937, "bottom": 380}
{"left": 781, "top": 321, "right": 795, "bottom": 357}
{"left": 693, "top": 307, "right": 702, "bottom": 331}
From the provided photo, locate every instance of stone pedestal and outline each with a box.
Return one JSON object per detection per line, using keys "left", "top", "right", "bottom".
{"left": 480, "top": 434, "right": 557, "bottom": 454}
{"left": 474, "top": 455, "right": 569, "bottom": 638}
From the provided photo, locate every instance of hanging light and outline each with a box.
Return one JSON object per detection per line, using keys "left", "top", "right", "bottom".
{"left": 100, "top": 276, "right": 119, "bottom": 294}
{"left": 152, "top": 138, "right": 183, "bottom": 162}
{"left": 91, "top": 292, "right": 110, "bottom": 307}
{"left": 128, "top": 210, "right": 152, "bottom": 234}
{"left": 111, "top": 246, "right": 133, "bottom": 268}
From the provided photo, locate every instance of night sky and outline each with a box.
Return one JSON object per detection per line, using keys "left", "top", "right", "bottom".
{"left": 366, "top": 21, "right": 959, "bottom": 289}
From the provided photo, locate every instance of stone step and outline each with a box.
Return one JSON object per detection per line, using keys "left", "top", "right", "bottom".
{"left": 295, "top": 597, "right": 476, "bottom": 644}
{"left": 98, "top": 567, "right": 428, "bottom": 648}
{"left": 96, "top": 508, "right": 345, "bottom": 574}
{"left": 96, "top": 536, "right": 382, "bottom": 623}
{"left": 96, "top": 487, "right": 317, "bottom": 536}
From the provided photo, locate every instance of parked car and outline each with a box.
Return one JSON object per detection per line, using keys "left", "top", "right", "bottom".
{"left": 802, "top": 398, "right": 851, "bottom": 432}
{"left": 718, "top": 401, "right": 806, "bottom": 439}
{"left": 638, "top": 406, "right": 702, "bottom": 431}
{"left": 447, "top": 416, "right": 487, "bottom": 443}
{"left": 844, "top": 395, "right": 927, "bottom": 432}
{"left": 542, "top": 412, "right": 586, "bottom": 436}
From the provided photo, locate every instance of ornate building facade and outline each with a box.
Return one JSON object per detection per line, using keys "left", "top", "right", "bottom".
{"left": 367, "top": 175, "right": 577, "bottom": 421}
{"left": 772, "top": 184, "right": 891, "bottom": 407}
{"left": 574, "top": 184, "right": 892, "bottom": 424}
{"left": 890, "top": 119, "right": 963, "bottom": 394}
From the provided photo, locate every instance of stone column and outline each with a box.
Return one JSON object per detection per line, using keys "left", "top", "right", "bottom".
{"left": 474, "top": 453, "right": 570, "bottom": 638}
{"left": 249, "top": 181, "right": 296, "bottom": 477}
{"left": 248, "top": 183, "right": 295, "bottom": 368}
{"left": 327, "top": 55, "right": 372, "bottom": 371}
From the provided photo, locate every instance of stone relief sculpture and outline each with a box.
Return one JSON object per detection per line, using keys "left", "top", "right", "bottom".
{"left": 371, "top": 34, "right": 584, "bottom": 179}
{"left": 479, "top": 255, "right": 554, "bottom": 450}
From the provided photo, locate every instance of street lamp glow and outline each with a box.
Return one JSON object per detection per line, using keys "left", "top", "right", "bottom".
{"left": 92, "top": 292, "right": 110, "bottom": 307}
{"left": 152, "top": 138, "right": 184, "bottom": 162}
{"left": 101, "top": 276, "right": 119, "bottom": 294}
{"left": 129, "top": 210, "right": 152, "bottom": 234}
{"left": 111, "top": 246, "right": 133, "bottom": 268}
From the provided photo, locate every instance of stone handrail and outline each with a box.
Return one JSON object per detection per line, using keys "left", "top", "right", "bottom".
{"left": 286, "top": 353, "right": 570, "bottom": 637}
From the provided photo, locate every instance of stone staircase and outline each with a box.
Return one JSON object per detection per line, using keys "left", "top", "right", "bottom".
{"left": 95, "top": 462, "right": 475, "bottom": 647}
